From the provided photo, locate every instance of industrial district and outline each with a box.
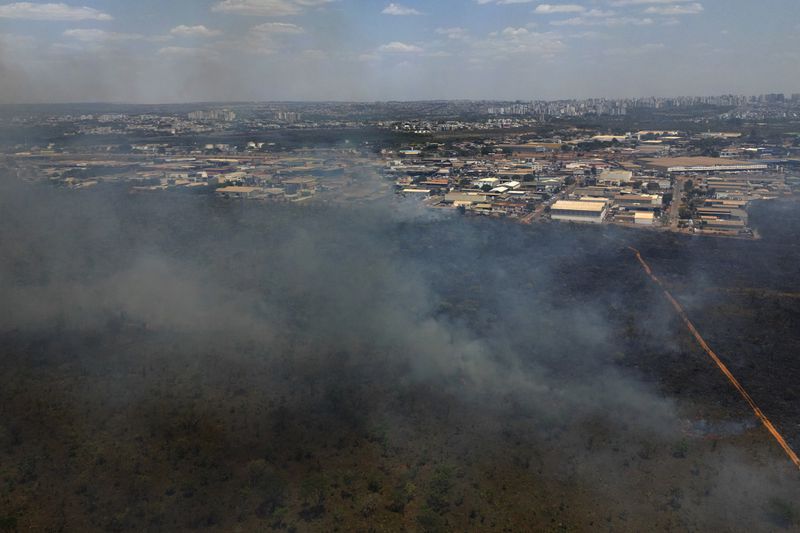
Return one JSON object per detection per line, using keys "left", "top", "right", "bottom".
{"left": 389, "top": 140, "right": 794, "bottom": 238}
{"left": 2, "top": 95, "right": 800, "bottom": 239}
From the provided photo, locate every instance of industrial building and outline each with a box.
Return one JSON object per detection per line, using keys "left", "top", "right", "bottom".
{"left": 597, "top": 170, "right": 634, "bottom": 186}
{"left": 215, "top": 186, "right": 265, "bottom": 199}
{"left": 642, "top": 157, "right": 768, "bottom": 174}
{"left": 615, "top": 194, "right": 663, "bottom": 212}
{"left": 635, "top": 212, "right": 655, "bottom": 226}
{"left": 550, "top": 199, "right": 608, "bottom": 224}
{"left": 444, "top": 192, "right": 490, "bottom": 207}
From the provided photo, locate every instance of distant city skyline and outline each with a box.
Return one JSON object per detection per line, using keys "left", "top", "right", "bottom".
{"left": 0, "top": 0, "right": 798, "bottom": 104}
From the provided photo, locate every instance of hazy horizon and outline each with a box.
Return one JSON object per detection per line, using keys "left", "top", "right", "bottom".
{"left": 0, "top": 93, "right": 797, "bottom": 107}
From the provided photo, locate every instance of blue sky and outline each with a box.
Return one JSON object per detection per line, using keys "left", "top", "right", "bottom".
{"left": 0, "top": 0, "right": 798, "bottom": 103}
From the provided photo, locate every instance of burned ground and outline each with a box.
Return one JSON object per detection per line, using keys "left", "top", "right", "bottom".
{"left": 0, "top": 180, "right": 799, "bottom": 531}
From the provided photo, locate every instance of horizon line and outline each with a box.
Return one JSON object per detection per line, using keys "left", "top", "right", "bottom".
{"left": 1, "top": 92, "right": 798, "bottom": 108}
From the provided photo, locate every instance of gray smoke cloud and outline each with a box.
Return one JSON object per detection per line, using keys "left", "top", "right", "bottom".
{"left": 0, "top": 37, "right": 35, "bottom": 104}
{"left": 0, "top": 173, "right": 798, "bottom": 530}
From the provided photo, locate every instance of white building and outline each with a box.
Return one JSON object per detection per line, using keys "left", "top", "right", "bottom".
{"left": 635, "top": 212, "right": 655, "bottom": 226}
{"left": 445, "top": 192, "right": 489, "bottom": 207}
{"left": 667, "top": 164, "right": 768, "bottom": 173}
{"left": 551, "top": 199, "right": 608, "bottom": 224}
{"left": 215, "top": 186, "right": 263, "bottom": 199}
{"left": 597, "top": 170, "right": 634, "bottom": 186}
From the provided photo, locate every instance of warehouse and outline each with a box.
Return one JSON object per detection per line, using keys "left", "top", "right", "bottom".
{"left": 635, "top": 212, "right": 655, "bottom": 226}
{"left": 700, "top": 218, "right": 746, "bottom": 232}
{"left": 642, "top": 157, "right": 768, "bottom": 174}
{"left": 444, "top": 192, "right": 489, "bottom": 207}
{"left": 215, "top": 186, "right": 265, "bottom": 199}
{"left": 551, "top": 199, "right": 608, "bottom": 224}
{"left": 615, "top": 194, "right": 663, "bottom": 212}
{"left": 597, "top": 170, "right": 634, "bottom": 186}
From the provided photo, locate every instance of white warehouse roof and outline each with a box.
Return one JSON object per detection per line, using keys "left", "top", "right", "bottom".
{"left": 552, "top": 200, "right": 608, "bottom": 213}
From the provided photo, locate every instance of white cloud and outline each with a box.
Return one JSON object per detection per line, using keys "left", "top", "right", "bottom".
{"left": 644, "top": 3, "right": 703, "bottom": 15}
{"left": 551, "top": 15, "right": 653, "bottom": 26}
{"left": 583, "top": 9, "right": 615, "bottom": 16}
{"left": 436, "top": 27, "right": 468, "bottom": 39}
{"left": 611, "top": 0, "right": 692, "bottom": 5}
{"left": 212, "top": 0, "right": 330, "bottom": 16}
{"left": 0, "top": 2, "right": 111, "bottom": 21}
{"left": 473, "top": 27, "right": 565, "bottom": 60}
{"left": 501, "top": 26, "right": 530, "bottom": 37}
{"left": 534, "top": 4, "right": 585, "bottom": 14}
{"left": 382, "top": 3, "right": 421, "bottom": 15}
{"left": 170, "top": 25, "right": 222, "bottom": 38}
{"left": 477, "top": 0, "right": 537, "bottom": 4}
{"left": 63, "top": 29, "right": 148, "bottom": 42}
{"left": 251, "top": 22, "right": 304, "bottom": 34}
{"left": 377, "top": 41, "right": 423, "bottom": 53}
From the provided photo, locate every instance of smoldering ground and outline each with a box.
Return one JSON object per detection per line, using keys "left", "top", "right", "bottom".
{"left": 1, "top": 177, "right": 799, "bottom": 531}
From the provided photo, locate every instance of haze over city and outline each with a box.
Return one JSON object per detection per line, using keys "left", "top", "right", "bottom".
{"left": 0, "top": 0, "right": 799, "bottom": 103}
{"left": 2, "top": 1, "right": 800, "bottom": 532}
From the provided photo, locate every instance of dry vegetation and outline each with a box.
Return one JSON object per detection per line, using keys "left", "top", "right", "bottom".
{"left": 1, "top": 185, "right": 799, "bottom": 532}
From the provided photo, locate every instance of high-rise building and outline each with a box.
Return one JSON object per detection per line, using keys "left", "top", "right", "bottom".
{"left": 188, "top": 109, "right": 237, "bottom": 121}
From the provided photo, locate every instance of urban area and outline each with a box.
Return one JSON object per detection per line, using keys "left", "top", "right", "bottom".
{"left": 2, "top": 94, "right": 800, "bottom": 239}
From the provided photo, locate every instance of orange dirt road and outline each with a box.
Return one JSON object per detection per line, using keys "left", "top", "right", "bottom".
{"left": 629, "top": 246, "right": 800, "bottom": 471}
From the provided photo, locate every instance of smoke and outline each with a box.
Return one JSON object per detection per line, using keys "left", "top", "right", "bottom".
{"left": 0, "top": 36, "right": 35, "bottom": 104}
{"left": 1, "top": 176, "right": 798, "bottom": 529}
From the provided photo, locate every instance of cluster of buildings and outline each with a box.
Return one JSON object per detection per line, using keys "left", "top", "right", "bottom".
{"left": 4, "top": 95, "right": 799, "bottom": 145}
{"left": 675, "top": 172, "right": 791, "bottom": 236}
{"left": 485, "top": 94, "right": 800, "bottom": 120}
{"left": 550, "top": 169, "right": 666, "bottom": 226}
{"left": 387, "top": 150, "right": 554, "bottom": 216}
{"left": 387, "top": 130, "right": 799, "bottom": 238}
{"left": 187, "top": 109, "right": 237, "bottom": 122}
{"left": 489, "top": 99, "right": 630, "bottom": 118}
{"left": 2, "top": 97, "right": 799, "bottom": 240}
{"left": 391, "top": 117, "right": 540, "bottom": 134}
{"left": 6, "top": 147, "right": 388, "bottom": 205}
{"left": 386, "top": 147, "right": 673, "bottom": 226}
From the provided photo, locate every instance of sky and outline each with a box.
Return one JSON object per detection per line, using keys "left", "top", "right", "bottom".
{"left": 0, "top": 0, "right": 798, "bottom": 103}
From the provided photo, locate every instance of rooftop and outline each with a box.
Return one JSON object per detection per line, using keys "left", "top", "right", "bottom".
{"left": 642, "top": 157, "right": 763, "bottom": 169}
{"left": 552, "top": 200, "right": 608, "bottom": 213}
